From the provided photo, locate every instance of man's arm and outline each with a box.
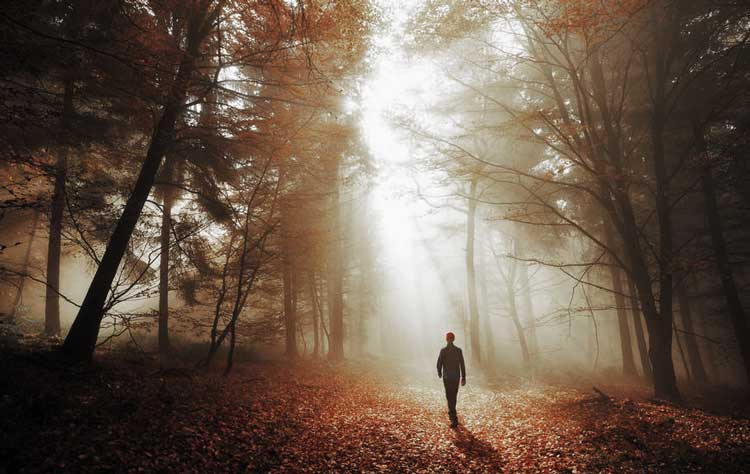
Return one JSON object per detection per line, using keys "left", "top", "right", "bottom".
{"left": 436, "top": 350, "right": 443, "bottom": 377}
{"left": 459, "top": 348, "right": 466, "bottom": 384}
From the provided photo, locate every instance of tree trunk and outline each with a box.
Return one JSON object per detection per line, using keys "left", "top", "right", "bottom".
{"left": 589, "top": 51, "right": 636, "bottom": 377}
{"left": 593, "top": 122, "right": 676, "bottom": 396}
{"left": 224, "top": 319, "right": 236, "bottom": 376}
{"left": 602, "top": 218, "right": 637, "bottom": 376}
{"left": 207, "top": 185, "right": 273, "bottom": 368}
{"left": 308, "top": 271, "right": 320, "bottom": 356}
{"left": 10, "top": 211, "right": 40, "bottom": 322}
{"left": 644, "top": 308, "right": 678, "bottom": 399}
{"left": 677, "top": 285, "right": 708, "bottom": 384}
{"left": 45, "top": 76, "right": 73, "bottom": 337}
{"left": 357, "top": 267, "right": 369, "bottom": 358}
{"left": 282, "top": 241, "right": 298, "bottom": 359}
{"left": 611, "top": 266, "right": 637, "bottom": 377}
{"left": 479, "top": 227, "right": 496, "bottom": 364}
{"left": 619, "top": 191, "right": 678, "bottom": 399}
{"left": 297, "top": 316, "right": 307, "bottom": 356}
{"left": 317, "top": 275, "right": 331, "bottom": 354}
{"left": 590, "top": 39, "right": 677, "bottom": 397}
{"left": 507, "top": 277, "right": 531, "bottom": 368}
{"left": 628, "top": 276, "right": 653, "bottom": 380}
{"left": 674, "top": 318, "right": 692, "bottom": 381}
{"left": 640, "top": 16, "right": 680, "bottom": 398}
{"left": 158, "top": 181, "right": 174, "bottom": 354}
{"left": 517, "top": 258, "right": 538, "bottom": 361}
{"left": 465, "top": 176, "right": 481, "bottom": 367}
{"left": 650, "top": 116, "right": 679, "bottom": 399}
{"left": 327, "top": 261, "right": 344, "bottom": 360}
{"left": 311, "top": 271, "right": 330, "bottom": 353}
{"left": 62, "top": 47, "right": 198, "bottom": 360}
{"left": 321, "top": 306, "right": 329, "bottom": 354}
{"left": 697, "top": 298, "right": 721, "bottom": 383}
{"left": 327, "top": 160, "right": 344, "bottom": 361}
{"left": 623, "top": 235, "right": 677, "bottom": 398}
{"left": 701, "top": 162, "right": 750, "bottom": 383}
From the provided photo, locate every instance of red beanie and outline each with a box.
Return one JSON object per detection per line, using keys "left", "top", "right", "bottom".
{"left": 445, "top": 332, "right": 455, "bottom": 342}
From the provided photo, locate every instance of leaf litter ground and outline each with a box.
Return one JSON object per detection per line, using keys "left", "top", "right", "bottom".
{"left": 2, "top": 349, "right": 749, "bottom": 473}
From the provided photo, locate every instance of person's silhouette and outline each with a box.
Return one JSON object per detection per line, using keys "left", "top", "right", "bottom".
{"left": 436, "top": 332, "right": 466, "bottom": 428}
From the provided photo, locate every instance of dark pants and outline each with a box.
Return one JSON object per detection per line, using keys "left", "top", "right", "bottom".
{"left": 443, "top": 378, "right": 459, "bottom": 421}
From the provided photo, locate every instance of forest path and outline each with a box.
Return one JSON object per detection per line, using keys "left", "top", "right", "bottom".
{"left": 231, "top": 362, "right": 748, "bottom": 473}
{"left": 3, "top": 354, "right": 750, "bottom": 473}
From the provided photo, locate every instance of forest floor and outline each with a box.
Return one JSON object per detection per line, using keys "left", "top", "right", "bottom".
{"left": 2, "top": 344, "right": 750, "bottom": 474}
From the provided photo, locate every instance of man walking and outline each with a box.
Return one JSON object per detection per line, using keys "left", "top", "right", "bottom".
{"left": 436, "top": 332, "right": 466, "bottom": 428}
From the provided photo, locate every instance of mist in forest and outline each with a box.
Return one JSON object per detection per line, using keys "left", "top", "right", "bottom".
{"left": 2, "top": 0, "right": 750, "bottom": 404}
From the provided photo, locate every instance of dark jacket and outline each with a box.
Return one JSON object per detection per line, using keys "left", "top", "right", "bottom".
{"left": 437, "top": 343, "right": 466, "bottom": 381}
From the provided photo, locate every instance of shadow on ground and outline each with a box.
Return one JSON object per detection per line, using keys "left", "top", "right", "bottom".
{"left": 452, "top": 425, "right": 505, "bottom": 468}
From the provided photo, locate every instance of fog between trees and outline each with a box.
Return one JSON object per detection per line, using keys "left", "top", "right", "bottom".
{"left": 2, "top": 0, "right": 750, "bottom": 401}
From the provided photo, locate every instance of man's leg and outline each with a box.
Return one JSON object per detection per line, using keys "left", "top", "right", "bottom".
{"left": 444, "top": 378, "right": 459, "bottom": 425}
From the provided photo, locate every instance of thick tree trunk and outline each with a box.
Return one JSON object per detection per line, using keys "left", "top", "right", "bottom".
{"left": 677, "top": 285, "right": 708, "bottom": 384}
{"left": 619, "top": 192, "right": 678, "bottom": 399}
{"left": 465, "top": 176, "right": 481, "bottom": 367}
{"left": 45, "top": 77, "right": 73, "bottom": 337}
{"left": 638, "top": 15, "right": 680, "bottom": 398}
{"left": 650, "top": 116, "right": 679, "bottom": 399}
{"left": 611, "top": 266, "right": 637, "bottom": 377}
{"left": 158, "top": 185, "right": 174, "bottom": 354}
{"left": 701, "top": 163, "right": 750, "bottom": 383}
{"left": 595, "top": 159, "right": 677, "bottom": 398}
{"left": 644, "top": 312, "right": 678, "bottom": 399}
{"left": 627, "top": 254, "right": 676, "bottom": 398}
{"left": 588, "top": 43, "right": 677, "bottom": 397}
{"left": 62, "top": 48, "right": 197, "bottom": 360}
{"left": 627, "top": 276, "right": 653, "bottom": 381}
{"left": 598, "top": 105, "right": 677, "bottom": 398}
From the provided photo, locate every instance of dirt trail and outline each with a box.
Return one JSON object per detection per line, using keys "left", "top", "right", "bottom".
{"left": 3, "top": 355, "right": 749, "bottom": 473}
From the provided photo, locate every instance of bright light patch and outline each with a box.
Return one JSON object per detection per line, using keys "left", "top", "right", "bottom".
{"left": 360, "top": 0, "right": 436, "bottom": 164}
{"left": 362, "top": 58, "right": 441, "bottom": 163}
{"left": 370, "top": 171, "right": 416, "bottom": 258}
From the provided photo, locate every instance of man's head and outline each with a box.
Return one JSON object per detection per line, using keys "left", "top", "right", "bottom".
{"left": 445, "top": 332, "right": 455, "bottom": 343}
